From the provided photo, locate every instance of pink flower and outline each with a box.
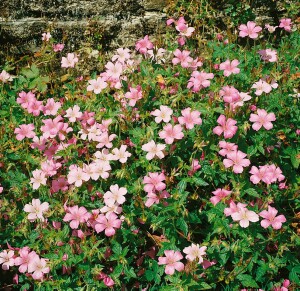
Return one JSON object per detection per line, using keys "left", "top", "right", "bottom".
{"left": 67, "top": 165, "right": 90, "bottom": 187}
{"left": 42, "top": 32, "right": 51, "bottom": 41}
{"left": 219, "top": 86, "right": 240, "bottom": 103}
{"left": 159, "top": 124, "right": 184, "bottom": 144}
{"left": 249, "top": 165, "right": 273, "bottom": 184}
{"left": 210, "top": 188, "right": 232, "bottom": 205}
{"left": 172, "top": 49, "right": 193, "bottom": 68}
{"left": 87, "top": 77, "right": 108, "bottom": 94}
{"left": 112, "top": 48, "right": 131, "bottom": 63}
{"left": 219, "top": 59, "right": 240, "bottom": 76}
{"left": 63, "top": 205, "right": 91, "bottom": 229}
{"left": 279, "top": 18, "right": 292, "bottom": 32}
{"left": 224, "top": 201, "right": 247, "bottom": 217}
{"left": 94, "top": 212, "right": 122, "bottom": 236}
{"left": 111, "top": 145, "right": 131, "bottom": 163}
{"left": 223, "top": 150, "right": 250, "bottom": 173}
{"left": 239, "top": 21, "right": 262, "bottom": 39}
{"left": 213, "top": 115, "right": 238, "bottom": 139}
{"left": 125, "top": 86, "right": 143, "bottom": 107}
{"left": 158, "top": 250, "right": 184, "bottom": 275}
{"left": 188, "top": 159, "right": 201, "bottom": 176}
{"left": 104, "top": 184, "right": 127, "bottom": 206}
{"left": 258, "top": 49, "right": 278, "bottom": 62}
{"left": 52, "top": 43, "right": 64, "bottom": 52}
{"left": 24, "top": 199, "right": 49, "bottom": 222}
{"left": 14, "top": 248, "right": 39, "bottom": 273}
{"left": 103, "top": 276, "right": 115, "bottom": 287}
{"left": 61, "top": 53, "right": 79, "bottom": 68}
{"left": 30, "top": 169, "right": 47, "bottom": 189}
{"left": 176, "top": 21, "right": 195, "bottom": 37}
{"left": 27, "top": 99, "right": 43, "bottom": 116}
{"left": 0, "top": 250, "right": 15, "bottom": 270}
{"left": 142, "top": 140, "right": 165, "bottom": 160}
{"left": 145, "top": 190, "right": 170, "bottom": 207}
{"left": 265, "top": 24, "right": 278, "bottom": 33}
{"left": 267, "top": 164, "right": 285, "bottom": 183}
{"left": 249, "top": 109, "right": 276, "bottom": 131}
{"left": 43, "top": 98, "right": 61, "bottom": 115}
{"left": 218, "top": 141, "right": 238, "bottom": 157}
{"left": 151, "top": 105, "right": 173, "bottom": 123}
{"left": 183, "top": 244, "right": 207, "bottom": 263}
{"left": 16, "top": 91, "right": 36, "bottom": 109}
{"left": 96, "top": 132, "right": 117, "bottom": 149}
{"left": 135, "top": 35, "right": 153, "bottom": 54}
{"left": 187, "top": 71, "right": 214, "bottom": 92}
{"left": 14, "top": 124, "right": 36, "bottom": 140}
{"left": 105, "top": 61, "right": 123, "bottom": 79}
{"left": 65, "top": 105, "right": 83, "bottom": 122}
{"left": 259, "top": 206, "right": 286, "bottom": 230}
{"left": 252, "top": 79, "right": 272, "bottom": 95}
{"left": 28, "top": 257, "right": 50, "bottom": 280}
{"left": 231, "top": 207, "right": 259, "bottom": 228}
{"left": 178, "top": 107, "right": 202, "bottom": 129}
{"left": 143, "top": 172, "right": 166, "bottom": 193}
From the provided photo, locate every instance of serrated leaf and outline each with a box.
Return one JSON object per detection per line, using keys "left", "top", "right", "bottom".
{"left": 176, "top": 217, "right": 188, "bottom": 236}
{"left": 237, "top": 274, "right": 259, "bottom": 288}
{"left": 192, "top": 177, "right": 209, "bottom": 186}
{"left": 177, "top": 179, "right": 187, "bottom": 193}
{"left": 245, "top": 188, "right": 260, "bottom": 198}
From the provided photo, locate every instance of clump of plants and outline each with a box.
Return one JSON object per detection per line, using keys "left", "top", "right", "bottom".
{"left": 0, "top": 11, "right": 299, "bottom": 291}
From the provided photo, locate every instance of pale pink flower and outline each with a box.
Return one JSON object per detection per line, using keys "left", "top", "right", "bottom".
{"left": 145, "top": 190, "right": 170, "bottom": 207}
{"left": 213, "top": 115, "right": 238, "bottom": 139}
{"left": 210, "top": 188, "right": 232, "bottom": 205}
{"left": 258, "top": 49, "right": 277, "bottom": 62}
{"left": 95, "top": 132, "right": 116, "bottom": 149}
{"left": 265, "top": 24, "right": 278, "bottom": 33}
{"left": 41, "top": 159, "right": 61, "bottom": 177}
{"left": 151, "top": 105, "right": 173, "bottom": 123}
{"left": 16, "top": 91, "right": 36, "bottom": 109}
{"left": 90, "top": 161, "right": 111, "bottom": 180}
{"left": 94, "top": 212, "right": 122, "bottom": 236}
{"left": 176, "top": 22, "right": 195, "bottom": 37}
{"left": 0, "top": 250, "right": 15, "bottom": 270}
{"left": 231, "top": 207, "right": 259, "bottom": 228}
{"left": 112, "top": 48, "right": 131, "bottom": 63}
{"left": 159, "top": 124, "right": 184, "bottom": 144}
{"left": 219, "top": 86, "right": 240, "bottom": 103}
{"left": 187, "top": 71, "right": 214, "bottom": 92}
{"left": 104, "top": 184, "right": 127, "bottom": 207}
{"left": 172, "top": 49, "right": 193, "bottom": 68}
{"left": 279, "top": 18, "right": 292, "bottom": 32}
{"left": 14, "top": 248, "right": 39, "bottom": 273}
{"left": 105, "top": 61, "right": 123, "bottom": 79}
{"left": 219, "top": 59, "right": 240, "bottom": 76}
{"left": 218, "top": 141, "right": 238, "bottom": 157}
{"left": 24, "top": 198, "right": 49, "bottom": 222}
{"left": 28, "top": 257, "right": 50, "bottom": 280}
{"left": 158, "top": 250, "right": 184, "bottom": 275}
{"left": 231, "top": 92, "right": 252, "bottom": 108}
{"left": 103, "top": 276, "right": 115, "bottom": 287}
{"left": 143, "top": 172, "right": 166, "bottom": 193}
{"left": 183, "top": 244, "right": 207, "bottom": 263}
{"left": 42, "top": 32, "right": 51, "bottom": 41}
{"left": 14, "top": 124, "right": 36, "bottom": 140}
{"left": 67, "top": 165, "right": 90, "bottom": 187}
{"left": 111, "top": 145, "right": 131, "bottom": 163}
{"left": 43, "top": 98, "right": 61, "bottom": 115}
{"left": 249, "top": 165, "right": 273, "bottom": 184}
{"left": 178, "top": 107, "right": 202, "bottom": 129}
{"left": 252, "top": 79, "right": 272, "bottom": 95}
{"left": 142, "top": 140, "right": 165, "bottom": 160}
{"left": 27, "top": 99, "right": 43, "bottom": 116}
{"left": 249, "top": 109, "right": 276, "bottom": 131}
{"left": 87, "top": 77, "right": 108, "bottom": 94}
{"left": 30, "top": 169, "right": 47, "bottom": 189}
{"left": 52, "top": 43, "right": 64, "bottom": 52}
{"left": 65, "top": 105, "right": 83, "bottom": 122}
{"left": 224, "top": 201, "right": 247, "bottom": 217}
{"left": 239, "top": 21, "right": 262, "bottom": 39}
{"left": 125, "top": 86, "right": 143, "bottom": 107}
{"left": 267, "top": 164, "right": 285, "bottom": 183}
{"left": 259, "top": 206, "right": 286, "bottom": 230}
{"left": 63, "top": 205, "right": 91, "bottom": 229}
{"left": 135, "top": 35, "right": 154, "bottom": 54}
{"left": 0, "top": 70, "right": 13, "bottom": 83}
{"left": 100, "top": 203, "right": 122, "bottom": 215}
{"left": 223, "top": 150, "right": 250, "bottom": 173}
{"left": 61, "top": 53, "right": 78, "bottom": 68}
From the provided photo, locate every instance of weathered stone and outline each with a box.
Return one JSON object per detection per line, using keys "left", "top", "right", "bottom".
{"left": 0, "top": 0, "right": 167, "bottom": 56}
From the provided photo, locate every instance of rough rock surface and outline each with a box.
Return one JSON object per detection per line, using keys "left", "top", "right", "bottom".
{"left": 0, "top": 0, "right": 167, "bottom": 55}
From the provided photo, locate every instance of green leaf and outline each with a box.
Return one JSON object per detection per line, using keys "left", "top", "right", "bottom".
{"left": 192, "top": 177, "right": 209, "bottom": 186}
{"left": 244, "top": 188, "right": 260, "bottom": 198}
{"left": 177, "top": 179, "right": 187, "bottom": 193}
{"left": 237, "top": 274, "right": 259, "bottom": 288}
{"left": 176, "top": 217, "right": 188, "bottom": 236}
{"left": 289, "top": 265, "right": 300, "bottom": 284}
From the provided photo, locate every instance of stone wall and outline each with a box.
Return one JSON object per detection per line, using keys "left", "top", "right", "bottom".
{"left": 0, "top": 0, "right": 167, "bottom": 55}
